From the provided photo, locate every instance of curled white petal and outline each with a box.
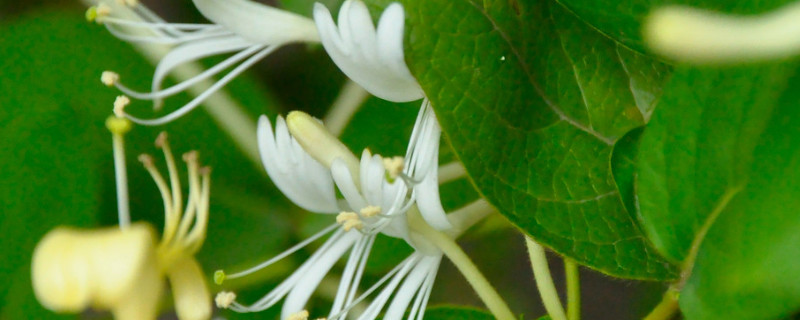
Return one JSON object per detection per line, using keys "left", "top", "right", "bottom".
{"left": 314, "top": 0, "right": 424, "bottom": 102}
{"left": 644, "top": 2, "right": 800, "bottom": 63}
{"left": 408, "top": 101, "right": 453, "bottom": 230}
{"left": 258, "top": 115, "right": 340, "bottom": 213}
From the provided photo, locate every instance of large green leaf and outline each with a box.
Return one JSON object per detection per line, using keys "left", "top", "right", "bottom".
{"left": 555, "top": 0, "right": 795, "bottom": 53}
{"left": 389, "top": 0, "right": 676, "bottom": 278}
{"left": 635, "top": 65, "right": 792, "bottom": 263}
{"left": 635, "top": 65, "right": 800, "bottom": 318}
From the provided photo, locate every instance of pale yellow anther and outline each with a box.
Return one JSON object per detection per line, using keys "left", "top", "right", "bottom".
{"left": 183, "top": 151, "right": 199, "bottom": 163}
{"left": 382, "top": 156, "right": 404, "bottom": 179}
{"left": 287, "top": 310, "right": 310, "bottom": 320}
{"left": 155, "top": 132, "right": 168, "bottom": 148}
{"left": 105, "top": 116, "right": 132, "bottom": 136}
{"left": 214, "top": 291, "right": 236, "bottom": 309}
{"left": 336, "top": 211, "right": 363, "bottom": 231}
{"left": 101, "top": 71, "right": 119, "bottom": 87}
{"left": 360, "top": 205, "right": 381, "bottom": 218}
{"left": 113, "top": 95, "right": 130, "bottom": 117}
{"left": 138, "top": 154, "right": 155, "bottom": 167}
{"left": 199, "top": 166, "right": 212, "bottom": 175}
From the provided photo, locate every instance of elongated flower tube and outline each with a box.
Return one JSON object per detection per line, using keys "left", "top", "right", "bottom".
{"left": 313, "top": 0, "right": 423, "bottom": 103}
{"left": 91, "top": 0, "right": 319, "bottom": 125}
{"left": 32, "top": 117, "right": 212, "bottom": 320}
{"left": 644, "top": 1, "right": 800, "bottom": 63}
{"left": 215, "top": 109, "right": 445, "bottom": 318}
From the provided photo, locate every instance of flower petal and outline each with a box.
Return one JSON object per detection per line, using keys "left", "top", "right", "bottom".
{"left": 314, "top": 0, "right": 423, "bottom": 102}
{"left": 258, "top": 115, "right": 340, "bottom": 213}
{"left": 192, "top": 0, "right": 319, "bottom": 44}
{"left": 332, "top": 158, "right": 368, "bottom": 210}
{"left": 166, "top": 256, "right": 211, "bottom": 320}
{"left": 282, "top": 231, "right": 361, "bottom": 319}
{"left": 31, "top": 224, "right": 162, "bottom": 318}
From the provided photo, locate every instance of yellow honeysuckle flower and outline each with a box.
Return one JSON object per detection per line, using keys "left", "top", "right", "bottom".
{"left": 31, "top": 114, "right": 212, "bottom": 320}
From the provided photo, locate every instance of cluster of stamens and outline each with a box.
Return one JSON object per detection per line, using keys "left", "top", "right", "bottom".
{"left": 382, "top": 156, "right": 404, "bottom": 180}
{"left": 335, "top": 205, "right": 383, "bottom": 232}
{"left": 138, "top": 132, "right": 211, "bottom": 268}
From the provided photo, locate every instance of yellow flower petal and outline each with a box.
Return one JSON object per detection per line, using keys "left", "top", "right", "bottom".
{"left": 166, "top": 255, "right": 211, "bottom": 320}
{"left": 31, "top": 223, "right": 160, "bottom": 316}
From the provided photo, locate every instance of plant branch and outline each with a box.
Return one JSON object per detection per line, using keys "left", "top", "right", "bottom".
{"left": 643, "top": 288, "right": 679, "bottom": 320}
{"left": 526, "top": 237, "right": 566, "bottom": 320}
{"left": 408, "top": 209, "right": 515, "bottom": 320}
{"left": 564, "top": 259, "right": 580, "bottom": 320}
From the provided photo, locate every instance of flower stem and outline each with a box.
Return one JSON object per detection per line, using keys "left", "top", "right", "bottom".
{"left": 644, "top": 288, "right": 679, "bottom": 320}
{"left": 437, "top": 161, "right": 466, "bottom": 184}
{"left": 564, "top": 259, "right": 580, "bottom": 320}
{"left": 408, "top": 209, "right": 515, "bottom": 320}
{"left": 525, "top": 237, "right": 567, "bottom": 320}
{"left": 323, "top": 80, "right": 369, "bottom": 137}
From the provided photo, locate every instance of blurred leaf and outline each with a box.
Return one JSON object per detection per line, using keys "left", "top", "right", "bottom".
{"left": 635, "top": 65, "right": 792, "bottom": 263}
{"left": 632, "top": 65, "right": 800, "bottom": 319}
{"left": 554, "top": 0, "right": 796, "bottom": 53}
{"left": 414, "top": 306, "right": 494, "bottom": 320}
{"left": 377, "top": 0, "right": 678, "bottom": 279}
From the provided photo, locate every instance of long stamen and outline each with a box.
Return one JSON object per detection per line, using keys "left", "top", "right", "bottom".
{"left": 104, "top": 23, "right": 232, "bottom": 45}
{"left": 114, "top": 45, "right": 262, "bottom": 101}
{"left": 106, "top": 114, "right": 133, "bottom": 229}
{"left": 100, "top": 17, "right": 220, "bottom": 31}
{"left": 138, "top": 154, "right": 175, "bottom": 231}
{"left": 217, "top": 224, "right": 340, "bottom": 282}
{"left": 155, "top": 133, "right": 183, "bottom": 222}
{"left": 185, "top": 166, "right": 211, "bottom": 252}
{"left": 328, "top": 255, "right": 420, "bottom": 320}
{"left": 175, "top": 151, "right": 200, "bottom": 243}
{"left": 122, "top": 45, "right": 278, "bottom": 126}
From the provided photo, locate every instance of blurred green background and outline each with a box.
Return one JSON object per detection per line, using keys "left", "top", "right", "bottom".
{"left": 0, "top": 0, "right": 663, "bottom": 318}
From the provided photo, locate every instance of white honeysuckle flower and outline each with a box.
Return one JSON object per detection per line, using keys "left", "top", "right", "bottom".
{"left": 215, "top": 110, "right": 445, "bottom": 318}
{"left": 91, "top": 0, "right": 319, "bottom": 125}
{"left": 32, "top": 118, "right": 213, "bottom": 320}
{"left": 313, "top": 0, "right": 424, "bottom": 102}
{"left": 313, "top": 0, "right": 452, "bottom": 230}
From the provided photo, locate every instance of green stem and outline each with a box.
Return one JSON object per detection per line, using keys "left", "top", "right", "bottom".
{"left": 564, "top": 259, "right": 580, "bottom": 320}
{"left": 408, "top": 209, "right": 515, "bottom": 320}
{"left": 437, "top": 161, "right": 467, "bottom": 184}
{"left": 643, "top": 288, "right": 679, "bottom": 320}
{"left": 525, "top": 237, "right": 567, "bottom": 320}
{"left": 323, "top": 80, "right": 369, "bottom": 137}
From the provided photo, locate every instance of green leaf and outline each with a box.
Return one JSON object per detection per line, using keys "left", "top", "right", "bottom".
{"left": 634, "top": 64, "right": 800, "bottom": 318}
{"left": 658, "top": 67, "right": 800, "bottom": 319}
{"left": 394, "top": 0, "right": 677, "bottom": 278}
{"left": 414, "top": 306, "right": 494, "bottom": 320}
{"left": 555, "top": 0, "right": 796, "bottom": 53}
{"left": 635, "top": 65, "right": 793, "bottom": 263}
